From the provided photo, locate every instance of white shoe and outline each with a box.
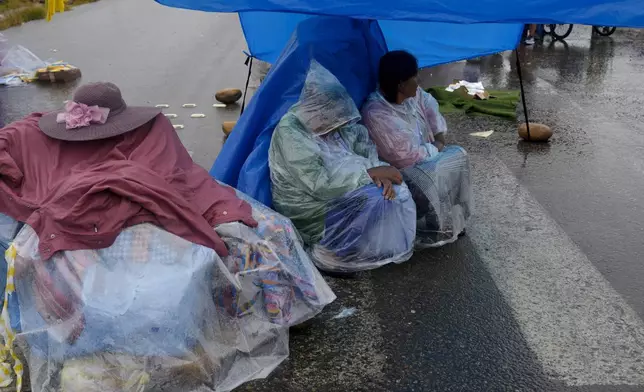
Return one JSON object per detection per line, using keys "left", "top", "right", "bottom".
{"left": 524, "top": 37, "right": 535, "bottom": 45}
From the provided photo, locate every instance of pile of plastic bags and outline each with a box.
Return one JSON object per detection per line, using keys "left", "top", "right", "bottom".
{"left": 0, "top": 186, "right": 335, "bottom": 391}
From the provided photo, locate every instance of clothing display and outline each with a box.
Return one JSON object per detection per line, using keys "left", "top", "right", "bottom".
{"left": 269, "top": 61, "right": 416, "bottom": 272}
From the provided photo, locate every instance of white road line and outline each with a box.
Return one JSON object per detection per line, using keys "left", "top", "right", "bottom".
{"left": 467, "top": 154, "right": 644, "bottom": 386}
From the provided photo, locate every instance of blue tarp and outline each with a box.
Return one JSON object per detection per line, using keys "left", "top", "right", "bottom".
{"left": 209, "top": 15, "right": 523, "bottom": 205}
{"left": 239, "top": 12, "right": 524, "bottom": 68}
{"left": 210, "top": 17, "right": 387, "bottom": 206}
{"left": 155, "top": 0, "right": 644, "bottom": 205}
{"left": 158, "top": 0, "right": 644, "bottom": 27}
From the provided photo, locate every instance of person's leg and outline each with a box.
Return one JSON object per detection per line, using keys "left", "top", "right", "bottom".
{"left": 524, "top": 24, "right": 537, "bottom": 45}
{"left": 529, "top": 24, "right": 537, "bottom": 37}
{"left": 405, "top": 147, "right": 472, "bottom": 245}
{"left": 316, "top": 184, "right": 415, "bottom": 270}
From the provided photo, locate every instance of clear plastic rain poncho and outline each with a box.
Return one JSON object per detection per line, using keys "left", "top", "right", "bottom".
{"left": 1, "top": 192, "right": 335, "bottom": 392}
{"left": 269, "top": 61, "right": 416, "bottom": 273}
{"left": 362, "top": 89, "right": 473, "bottom": 247}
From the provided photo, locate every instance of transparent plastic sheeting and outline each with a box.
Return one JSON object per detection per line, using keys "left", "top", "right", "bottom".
{"left": 361, "top": 90, "right": 473, "bottom": 247}
{"left": 0, "top": 213, "right": 21, "bottom": 247}
{"left": 269, "top": 61, "right": 416, "bottom": 273}
{"left": 0, "top": 45, "right": 45, "bottom": 74}
{"left": 5, "top": 195, "right": 334, "bottom": 391}
{"left": 211, "top": 18, "right": 387, "bottom": 207}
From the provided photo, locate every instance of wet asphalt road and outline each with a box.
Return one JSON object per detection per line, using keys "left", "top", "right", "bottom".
{"left": 3, "top": 2, "right": 644, "bottom": 391}
{"left": 1, "top": 0, "right": 250, "bottom": 169}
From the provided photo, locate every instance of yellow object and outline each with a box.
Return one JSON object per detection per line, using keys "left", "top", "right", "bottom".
{"left": 45, "top": 0, "right": 65, "bottom": 22}
{"left": 60, "top": 354, "right": 150, "bottom": 392}
{"left": 36, "top": 65, "right": 73, "bottom": 74}
{"left": 0, "top": 244, "right": 23, "bottom": 391}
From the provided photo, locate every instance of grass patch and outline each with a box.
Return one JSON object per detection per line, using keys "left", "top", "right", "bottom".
{"left": 0, "top": 0, "right": 98, "bottom": 30}
{"left": 0, "top": 4, "right": 46, "bottom": 30}
{"left": 20, "top": 5, "right": 46, "bottom": 21}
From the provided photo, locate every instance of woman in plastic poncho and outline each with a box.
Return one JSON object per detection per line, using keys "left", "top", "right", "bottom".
{"left": 362, "top": 51, "right": 473, "bottom": 247}
{"left": 269, "top": 61, "right": 417, "bottom": 273}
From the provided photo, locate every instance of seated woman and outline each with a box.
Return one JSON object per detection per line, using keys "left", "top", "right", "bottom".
{"left": 362, "top": 51, "right": 473, "bottom": 247}
{"left": 269, "top": 61, "right": 417, "bottom": 273}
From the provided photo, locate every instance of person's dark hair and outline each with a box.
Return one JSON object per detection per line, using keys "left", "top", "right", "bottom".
{"left": 378, "top": 50, "right": 419, "bottom": 103}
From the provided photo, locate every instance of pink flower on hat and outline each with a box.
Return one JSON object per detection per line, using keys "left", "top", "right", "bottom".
{"left": 56, "top": 101, "right": 110, "bottom": 130}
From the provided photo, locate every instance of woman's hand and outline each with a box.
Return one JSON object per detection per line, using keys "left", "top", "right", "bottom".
{"left": 367, "top": 166, "right": 401, "bottom": 200}
{"left": 379, "top": 178, "right": 396, "bottom": 200}
{"left": 367, "top": 166, "right": 403, "bottom": 185}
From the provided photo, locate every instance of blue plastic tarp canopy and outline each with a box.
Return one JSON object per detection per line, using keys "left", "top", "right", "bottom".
{"left": 239, "top": 12, "right": 524, "bottom": 68}
{"left": 155, "top": 0, "right": 644, "bottom": 206}
{"left": 209, "top": 17, "right": 387, "bottom": 206}
{"left": 158, "top": 0, "right": 644, "bottom": 27}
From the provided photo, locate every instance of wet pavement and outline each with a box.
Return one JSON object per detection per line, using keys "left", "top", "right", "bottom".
{"left": 1, "top": 0, "right": 252, "bottom": 168}
{"left": 3, "top": 3, "right": 644, "bottom": 391}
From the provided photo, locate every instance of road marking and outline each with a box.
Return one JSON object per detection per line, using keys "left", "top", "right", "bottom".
{"left": 468, "top": 154, "right": 644, "bottom": 386}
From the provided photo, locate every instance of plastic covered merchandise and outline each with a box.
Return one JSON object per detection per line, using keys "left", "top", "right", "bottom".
{"left": 6, "top": 218, "right": 333, "bottom": 392}
{"left": 0, "top": 213, "right": 22, "bottom": 248}
{"left": 0, "top": 214, "right": 22, "bottom": 335}
{"left": 269, "top": 61, "right": 416, "bottom": 272}
{"left": 0, "top": 45, "right": 45, "bottom": 74}
{"left": 215, "top": 183, "right": 336, "bottom": 325}
{"left": 362, "top": 88, "right": 473, "bottom": 248}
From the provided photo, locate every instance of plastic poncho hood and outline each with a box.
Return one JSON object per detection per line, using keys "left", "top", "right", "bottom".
{"left": 269, "top": 62, "right": 385, "bottom": 244}
{"left": 292, "top": 61, "right": 361, "bottom": 136}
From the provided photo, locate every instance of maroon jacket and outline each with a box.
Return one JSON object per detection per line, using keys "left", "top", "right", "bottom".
{"left": 0, "top": 113, "right": 256, "bottom": 258}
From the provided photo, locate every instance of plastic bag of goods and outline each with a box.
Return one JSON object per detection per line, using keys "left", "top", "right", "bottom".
{"left": 0, "top": 213, "right": 22, "bottom": 335}
{"left": 215, "top": 186, "right": 336, "bottom": 326}
{"left": 5, "top": 222, "right": 321, "bottom": 392}
{"left": 0, "top": 45, "right": 45, "bottom": 74}
{"left": 0, "top": 213, "right": 22, "bottom": 248}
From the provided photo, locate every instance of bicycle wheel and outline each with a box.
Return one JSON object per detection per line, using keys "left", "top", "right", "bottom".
{"left": 543, "top": 24, "right": 553, "bottom": 34}
{"left": 593, "top": 26, "right": 616, "bottom": 36}
{"left": 550, "top": 24, "right": 574, "bottom": 40}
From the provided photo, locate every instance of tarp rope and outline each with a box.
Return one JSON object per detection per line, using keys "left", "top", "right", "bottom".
{"left": 514, "top": 49, "right": 531, "bottom": 140}
{"left": 240, "top": 55, "right": 254, "bottom": 115}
